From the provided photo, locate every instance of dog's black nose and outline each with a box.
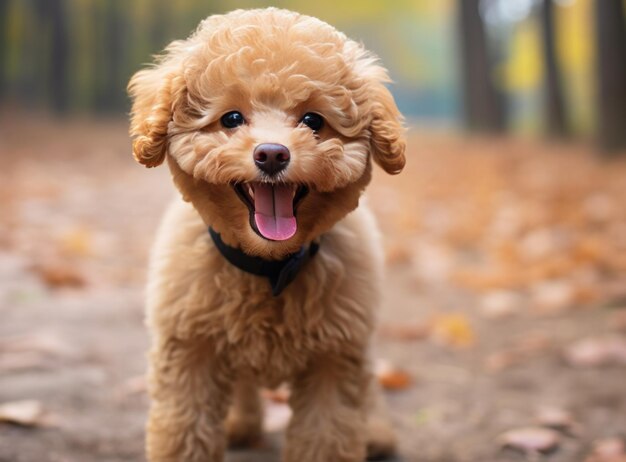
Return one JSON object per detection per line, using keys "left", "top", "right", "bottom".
{"left": 253, "top": 143, "right": 290, "bottom": 176}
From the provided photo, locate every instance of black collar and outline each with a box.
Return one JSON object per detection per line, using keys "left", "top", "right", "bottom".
{"left": 208, "top": 228, "right": 319, "bottom": 297}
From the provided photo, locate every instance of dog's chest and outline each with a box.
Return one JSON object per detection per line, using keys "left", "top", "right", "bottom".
{"left": 169, "top": 223, "right": 376, "bottom": 384}
{"left": 211, "top": 299, "right": 330, "bottom": 385}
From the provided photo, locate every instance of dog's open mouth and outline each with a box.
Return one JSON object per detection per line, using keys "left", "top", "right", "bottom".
{"left": 233, "top": 183, "right": 308, "bottom": 241}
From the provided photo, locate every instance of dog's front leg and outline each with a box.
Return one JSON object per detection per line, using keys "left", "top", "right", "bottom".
{"left": 225, "top": 374, "right": 262, "bottom": 447}
{"left": 146, "top": 337, "right": 231, "bottom": 462}
{"left": 284, "top": 352, "right": 368, "bottom": 462}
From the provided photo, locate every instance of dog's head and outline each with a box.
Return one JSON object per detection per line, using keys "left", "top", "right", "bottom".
{"left": 128, "top": 8, "right": 405, "bottom": 258}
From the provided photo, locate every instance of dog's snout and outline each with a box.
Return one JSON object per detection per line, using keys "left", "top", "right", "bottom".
{"left": 253, "top": 143, "right": 290, "bottom": 176}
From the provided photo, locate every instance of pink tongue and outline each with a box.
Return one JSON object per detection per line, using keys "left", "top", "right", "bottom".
{"left": 253, "top": 184, "right": 297, "bottom": 241}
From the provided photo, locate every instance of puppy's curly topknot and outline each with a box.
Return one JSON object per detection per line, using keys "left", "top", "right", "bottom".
{"left": 129, "top": 8, "right": 405, "bottom": 174}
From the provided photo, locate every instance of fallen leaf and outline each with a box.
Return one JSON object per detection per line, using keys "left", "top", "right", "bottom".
{"left": 531, "top": 280, "right": 576, "bottom": 314}
{"left": 31, "top": 262, "right": 86, "bottom": 289}
{"left": 573, "top": 236, "right": 608, "bottom": 264}
{"left": 484, "top": 350, "right": 523, "bottom": 372}
{"left": 564, "top": 336, "right": 626, "bottom": 367}
{"left": 378, "top": 370, "right": 412, "bottom": 390}
{"left": 431, "top": 313, "right": 475, "bottom": 348}
{"left": 583, "top": 194, "right": 615, "bottom": 223}
{"left": 526, "top": 257, "right": 577, "bottom": 284}
{"left": 490, "top": 239, "right": 521, "bottom": 265}
{"left": 411, "top": 241, "right": 454, "bottom": 283}
{"left": 58, "top": 227, "right": 93, "bottom": 257}
{"left": 534, "top": 406, "right": 581, "bottom": 435}
{"left": 0, "top": 400, "right": 50, "bottom": 427}
{"left": 479, "top": 290, "right": 522, "bottom": 319}
{"left": 375, "top": 360, "right": 413, "bottom": 391}
{"left": 519, "top": 229, "right": 558, "bottom": 262}
{"left": 517, "top": 333, "right": 553, "bottom": 355}
{"left": 499, "top": 426, "right": 560, "bottom": 455}
{"left": 385, "top": 244, "right": 411, "bottom": 266}
{"left": 573, "top": 284, "right": 602, "bottom": 305}
{"left": 584, "top": 437, "right": 626, "bottom": 462}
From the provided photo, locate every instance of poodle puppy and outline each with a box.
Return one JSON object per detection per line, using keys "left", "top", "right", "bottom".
{"left": 128, "top": 8, "right": 406, "bottom": 462}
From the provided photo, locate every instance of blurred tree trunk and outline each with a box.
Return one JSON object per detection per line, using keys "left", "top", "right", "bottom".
{"left": 103, "top": 1, "right": 127, "bottom": 111}
{"left": 150, "top": 0, "right": 170, "bottom": 53}
{"left": 539, "top": 0, "right": 568, "bottom": 138}
{"left": 37, "top": 0, "right": 69, "bottom": 112}
{"left": 0, "top": 0, "right": 8, "bottom": 100}
{"left": 595, "top": 0, "right": 626, "bottom": 153}
{"left": 47, "top": 0, "right": 69, "bottom": 112}
{"left": 458, "top": 0, "right": 505, "bottom": 133}
{"left": 92, "top": 2, "right": 106, "bottom": 112}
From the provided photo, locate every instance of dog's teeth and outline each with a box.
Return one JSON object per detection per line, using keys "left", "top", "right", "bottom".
{"left": 248, "top": 185, "right": 254, "bottom": 198}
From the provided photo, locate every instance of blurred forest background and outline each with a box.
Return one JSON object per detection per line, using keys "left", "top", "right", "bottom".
{"left": 0, "top": 0, "right": 625, "bottom": 150}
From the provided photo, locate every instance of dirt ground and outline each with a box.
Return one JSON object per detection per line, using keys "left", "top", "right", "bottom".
{"left": 1, "top": 115, "right": 625, "bottom": 462}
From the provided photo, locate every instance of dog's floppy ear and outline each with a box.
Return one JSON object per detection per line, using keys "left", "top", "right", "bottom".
{"left": 128, "top": 46, "right": 186, "bottom": 168}
{"left": 368, "top": 82, "right": 406, "bottom": 175}
{"left": 353, "top": 51, "right": 406, "bottom": 175}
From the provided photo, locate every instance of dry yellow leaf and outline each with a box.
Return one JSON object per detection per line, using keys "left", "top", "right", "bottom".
{"left": 431, "top": 313, "right": 476, "bottom": 348}
{"left": 58, "top": 227, "right": 93, "bottom": 257}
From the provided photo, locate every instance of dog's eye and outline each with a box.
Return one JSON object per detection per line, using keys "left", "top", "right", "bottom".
{"left": 300, "top": 113, "right": 324, "bottom": 132}
{"left": 220, "top": 111, "right": 246, "bottom": 129}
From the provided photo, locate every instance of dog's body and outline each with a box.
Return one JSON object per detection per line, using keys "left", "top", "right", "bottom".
{"left": 129, "top": 8, "right": 405, "bottom": 462}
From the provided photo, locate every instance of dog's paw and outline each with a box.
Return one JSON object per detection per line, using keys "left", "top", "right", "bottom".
{"left": 225, "top": 414, "right": 263, "bottom": 449}
{"left": 365, "top": 418, "right": 397, "bottom": 460}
